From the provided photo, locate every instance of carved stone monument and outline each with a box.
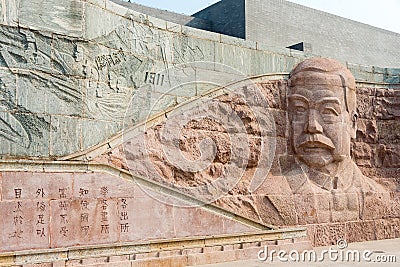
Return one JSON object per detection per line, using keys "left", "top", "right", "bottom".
{"left": 277, "top": 57, "right": 390, "bottom": 223}
{"left": 0, "top": 0, "right": 399, "bottom": 266}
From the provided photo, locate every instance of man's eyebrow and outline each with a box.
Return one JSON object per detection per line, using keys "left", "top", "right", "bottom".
{"left": 288, "top": 94, "right": 309, "bottom": 103}
{"left": 316, "top": 97, "right": 341, "bottom": 106}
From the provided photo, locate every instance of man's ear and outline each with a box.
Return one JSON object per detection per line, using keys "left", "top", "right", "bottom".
{"left": 350, "top": 110, "right": 358, "bottom": 139}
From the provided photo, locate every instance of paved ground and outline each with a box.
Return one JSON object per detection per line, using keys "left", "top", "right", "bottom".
{"left": 191, "top": 238, "right": 400, "bottom": 267}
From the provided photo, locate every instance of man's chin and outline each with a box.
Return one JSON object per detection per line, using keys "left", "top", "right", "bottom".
{"left": 298, "top": 154, "right": 334, "bottom": 168}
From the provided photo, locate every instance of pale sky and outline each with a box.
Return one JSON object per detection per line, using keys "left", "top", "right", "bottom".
{"left": 125, "top": 0, "right": 400, "bottom": 34}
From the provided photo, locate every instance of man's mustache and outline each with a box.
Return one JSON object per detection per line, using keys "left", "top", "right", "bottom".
{"left": 297, "top": 134, "right": 335, "bottom": 150}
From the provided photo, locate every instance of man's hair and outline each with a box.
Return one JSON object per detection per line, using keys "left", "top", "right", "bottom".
{"left": 288, "top": 58, "right": 356, "bottom": 115}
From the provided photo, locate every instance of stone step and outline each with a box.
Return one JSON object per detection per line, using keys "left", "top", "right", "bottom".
{"left": 5, "top": 229, "right": 311, "bottom": 267}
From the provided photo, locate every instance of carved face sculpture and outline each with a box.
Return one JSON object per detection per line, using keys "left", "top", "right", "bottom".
{"left": 288, "top": 58, "right": 357, "bottom": 169}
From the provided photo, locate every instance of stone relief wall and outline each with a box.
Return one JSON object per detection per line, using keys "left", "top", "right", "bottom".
{"left": 0, "top": 0, "right": 399, "bottom": 255}
{"left": 116, "top": 59, "right": 400, "bottom": 246}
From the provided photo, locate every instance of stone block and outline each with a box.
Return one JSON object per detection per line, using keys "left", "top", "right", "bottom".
{"left": 182, "top": 247, "right": 203, "bottom": 255}
{"left": 83, "top": 81, "right": 135, "bottom": 122}
{"left": 258, "top": 80, "right": 287, "bottom": 110}
{"left": 194, "top": 71, "right": 238, "bottom": 97}
{"left": 118, "top": 196, "right": 175, "bottom": 242}
{"left": 375, "top": 87, "right": 400, "bottom": 97}
{"left": 313, "top": 223, "right": 346, "bottom": 247}
{"left": 158, "top": 250, "right": 182, "bottom": 258}
{"left": 51, "top": 261, "right": 66, "bottom": 267}
{"left": 84, "top": 262, "right": 132, "bottom": 267}
{"left": 50, "top": 116, "right": 82, "bottom": 156}
{"left": 174, "top": 207, "right": 224, "bottom": 238}
{"left": 235, "top": 247, "right": 261, "bottom": 260}
{"left": 203, "top": 245, "right": 223, "bottom": 253}
{"left": 49, "top": 199, "right": 80, "bottom": 248}
{"left": 377, "top": 120, "right": 400, "bottom": 144}
{"left": 242, "top": 241, "right": 261, "bottom": 249}
{"left": 0, "top": 199, "right": 50, "bottom": 252}
{"left": 352, "top": 142, "right": 374, "bottom": 167}
{"left": 251, "top": 51, "right": 279, "bottom": 75}
{"left": 222, "top": 218, "right": 253, "bottom": 235}
{"left": 81, "top": 119, "right": 122, "bottom": 150}
{"left": 108, "top": 255, "right": 130, "bottom": 262}
{"left": 376, "top": 144, "right": 400, "bottom": 168}
{"left": 19, "top": 0, "right": 83, "bottom": 37}
{"left": 84, "top": 2, "right": 124, "bottom": 40}
{"left": 383, "top": 75, "right": 400, "bottom": 84}
{"left": 279, "top": 240, "right": 312, "bottom": 253}
{"left": 355, "top": 118, "right": 378, "bottom": 143}
{"left": 361, "top": 191, "right": 392, "bottom": 220}
{"left": 386, "top": 68, "right": 400, "bottom": 76}
{"left": 375, "top": 95, "right": 400, "bottom": 120}
{"left": 374, "top": 219, "right": 399, "bottom": 240}
{"left": 51, "top": 36, "right": 88, "bottom": 78}
{"left": 373, "top": 66, "right": 386, "bottom": 74}
{"left": 17, "top": 74, "right": 83, "bottom": 116}
{"left": 305, "top": 224, "right": 315, "bottom": 246}
{"left": 371, "top": 73, "right": 384, "bottom": 83}
{"left": 345, "top": 220, "right": 376, "bottom": 242}
{"left": 105, "top": 0, "right": 145, "bottom": 23}
{"left": 356, "top": 89, "right": 375, "bottom": 119}
{"left": 0, "top": 0, "right": 19, "bottom": 26}
{"left": 215, "top": 43, "right": 252, "bottom": 75}
{"left": 0, "top": 111, "right": 51, "bottom": 157}
{"left": 166, "top": 21, "right": 182, "bottom": 33}
{"left": 131, "top": 256, "right": 187, "bottom": 267}
{"left": 172, "top": 34, "right": 215, "bottom": 64}
{"left": 270, "top": 108, "right": 287, "bottom": 138}
{"left": 275, "top": 136, "right": 289, "bottom": 156}
{"left": 222, "top": 244, "right": 235, "bottom": 251}
{"left": 146, "top": 15, "right": 167, "bottom": 30}
{"left": 155, "top": 80, "right": 196, "bottom": 98}
{"left": 0, "top": 69, "right": 17, "bottom": 110}
{"left": 84, "top": 0, "right": 106, "bottom": 9}
{"left": 181, "top": 26, "right": 220, "bottom": 42}
{"left": 23, "top": 263, "right": 53, "bottom": 267}
{"left": 220, "top": 34, "right": 257, "bottom": 49}
{"left": 187, "top": 250, "right": 237, "bottom": 266}
{"left": 80, "top": 256, "right": 109, "bottom": 266}
{"left": 134, "top": 252, "right": 155, "bottom": 260}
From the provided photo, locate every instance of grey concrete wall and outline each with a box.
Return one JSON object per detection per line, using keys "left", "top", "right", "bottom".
{"left": 246, "top": 0, "right": 400, "bottom": 68}
{"left": 192, "top": 0, "right": 245, "bottom": 39}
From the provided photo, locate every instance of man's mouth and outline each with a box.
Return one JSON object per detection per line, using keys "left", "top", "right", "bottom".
{"left": 298, "top": 140, "right": 335, "bottom": 153}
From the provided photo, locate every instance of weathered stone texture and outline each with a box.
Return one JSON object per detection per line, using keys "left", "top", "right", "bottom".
{"left": 19, "top": 0, "right": 83, "bottom": 37}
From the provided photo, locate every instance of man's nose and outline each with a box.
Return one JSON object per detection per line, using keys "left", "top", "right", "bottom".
{"left": 304, "top": 109, "right": 323, "bottom": 133}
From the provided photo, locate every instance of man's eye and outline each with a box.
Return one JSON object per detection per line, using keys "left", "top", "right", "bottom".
{"left": 295, "top": 106, "right": 306, "bottom": 113}
{"left": 322, "top": 107, "right": 338, "bottom": 116}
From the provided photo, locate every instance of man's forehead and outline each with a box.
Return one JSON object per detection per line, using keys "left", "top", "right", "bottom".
{"left": 288, "top": 87, "right": 344, "bottom": 103}
{"left": 289, "top": 71, "right": 344, "bottom": 87}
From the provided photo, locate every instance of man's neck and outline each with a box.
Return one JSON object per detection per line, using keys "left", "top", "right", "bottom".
{"left": 301, "top": 157, "right": 352, "bottom": 191}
